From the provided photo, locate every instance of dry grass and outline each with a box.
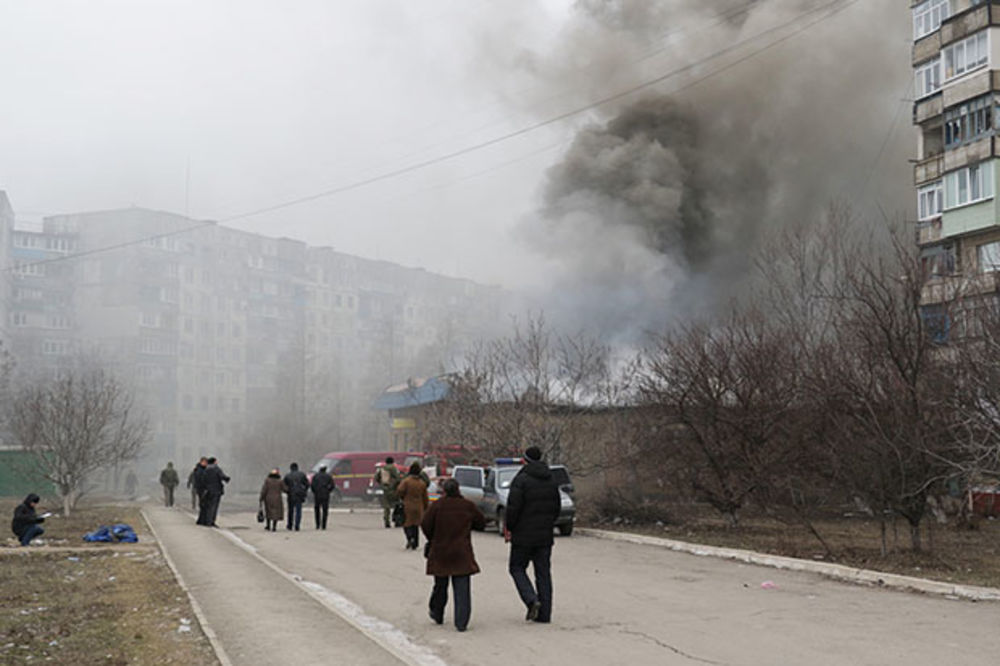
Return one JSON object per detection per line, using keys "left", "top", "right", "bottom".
{"left": 0, "top": 498, "right": 217, "bottom": 665}
{"left": 583, "top": 503, "right": 1000, "bottom": 590}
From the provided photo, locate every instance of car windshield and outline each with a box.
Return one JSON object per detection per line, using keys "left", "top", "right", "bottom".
{"left": 498, "top": 468, "right": 520, "bottom": 489}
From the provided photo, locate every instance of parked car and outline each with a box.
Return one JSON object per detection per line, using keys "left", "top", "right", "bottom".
{"left": 452, "top": 459, "right": 576, "bottom": 536}
{"left": 309, "top": 451, "right": 426, "bottom": 502}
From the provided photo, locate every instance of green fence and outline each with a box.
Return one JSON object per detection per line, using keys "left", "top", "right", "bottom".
{"left": 0, "top": 450, "right": 56, "bottom": 497}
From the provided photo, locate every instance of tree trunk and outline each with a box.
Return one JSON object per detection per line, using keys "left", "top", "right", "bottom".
{"left": 879, "top": 518, "right": 887, "bottom": 557}
{"left": 909, "top": 520, "right": 921, "bottom": 552}
{"left": 62, "top": 492, "right": 72, "bottom": 518}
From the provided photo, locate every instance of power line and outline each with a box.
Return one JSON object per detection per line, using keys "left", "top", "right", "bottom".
{"left": 217, "top": 0, "right": 856, "bottom": 223}
{"left": 1, "top": 0, "right": 857, "bottom": 274}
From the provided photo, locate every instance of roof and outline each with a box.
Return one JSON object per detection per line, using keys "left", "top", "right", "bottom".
{"left": 373, "top": 376, "right": 450, "bottom": 410}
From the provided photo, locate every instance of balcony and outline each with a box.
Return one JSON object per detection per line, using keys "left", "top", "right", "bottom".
{"left": 942, "top": 69, "right": 997, "bottom": 108}
{"left": 943, "top": 135, "right": 997, "bottom": 172}
{"left": 914, "top": 153, "right": 944, "bottom": 184}
{"left": 913, "top": 92, "right": 943, "bottom": 124}
{"left": 913, "top": 30, "right": 941, "bottom": 66}
{"left": 940, "top": 2, "right": 993, "bottom": 46}
{"left": 918, "top": 217, "right": 943, "bottom": 245}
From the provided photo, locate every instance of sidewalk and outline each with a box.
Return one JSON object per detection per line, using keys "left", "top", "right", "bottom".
{"left": 143, "top": 506, "right": 406, "bottom": 666}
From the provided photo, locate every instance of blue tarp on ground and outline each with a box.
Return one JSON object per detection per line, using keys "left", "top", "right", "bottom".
{"left": 83, "top": 523, "right": 138, "bottom": 543}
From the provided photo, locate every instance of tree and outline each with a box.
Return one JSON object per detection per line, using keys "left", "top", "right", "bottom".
{"left": 7, "top": 367, "right": 150, "bottom": 516}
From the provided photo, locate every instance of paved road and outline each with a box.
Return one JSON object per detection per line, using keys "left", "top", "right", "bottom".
{"left": 145, "top": 503, "right": 1000, "bottom": 666}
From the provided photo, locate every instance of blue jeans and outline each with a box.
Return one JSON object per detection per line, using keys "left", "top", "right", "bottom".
{"left": 20, "top": 524, "right": 44, "bottom": 546}
{"left": 287, "top": 500, "right": 303, "bottom": 530}
{"left": 509, "top": 543, "right": 553, "bottom": 622}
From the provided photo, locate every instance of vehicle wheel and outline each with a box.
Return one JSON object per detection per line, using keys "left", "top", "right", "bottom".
{"left": 558, "top": 522, "right": 573, "bottom": 536}
{"left": 497, "top": 508, "right": 506, "bottom": 537}
{"left": 331, "top": 489, "right": 343, "bottom": 505}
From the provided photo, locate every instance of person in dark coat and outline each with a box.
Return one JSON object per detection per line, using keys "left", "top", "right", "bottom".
{"left": 310, "top": 465, "right": 336, "bottom": 530}
{"left": 282, "top": 462, "right": 309, "bottom": 531}
{"left": 421, "top": 478, "right": 486, "bottom": 632}
{"left": 201, "top": 456, "right": 230, "bottom": 527}
{"left": 259, "top": 468, "right": 284, "bottom": 532}
{"left": 11, "top": 493, "right": 47, "bottom": 546}
{"left": 187, "top": 459, "right": 202, "bottom": 510}
{"left": 193, "top": 457, "right": 210, "bottom": 524}
{"left": 397, "top": 462, "right": 429, "bottom": 550}
{"left": 506, "top": 446, "right": 561, "bottom": 623}
{"left": 159, "top": 462, "right": 180, "bottom": 507}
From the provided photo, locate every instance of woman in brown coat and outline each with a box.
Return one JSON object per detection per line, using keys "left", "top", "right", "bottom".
{"left": 259, "top": 468, "right": 284, "bottom": 532}
{"left": 421, "top": 478, "right": 486, "bottom": 632}
{"left": 396, "top": 462, "right": 429, "bottom": 550}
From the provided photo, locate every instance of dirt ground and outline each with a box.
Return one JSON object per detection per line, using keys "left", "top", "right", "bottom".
{"left": 582, "top": 502, "right": 1000, "bottom": 589}
{"left": 0, "top": 498, "right": 217, "bottom": 665}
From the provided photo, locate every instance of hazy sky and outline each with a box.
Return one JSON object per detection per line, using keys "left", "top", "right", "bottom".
{"left": 0, "top": 0, "right": 913, "bottom": 294}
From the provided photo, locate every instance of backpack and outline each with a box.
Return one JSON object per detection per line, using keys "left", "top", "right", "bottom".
{"left": 379, "top": 466, "right": 396, "bottom": 487}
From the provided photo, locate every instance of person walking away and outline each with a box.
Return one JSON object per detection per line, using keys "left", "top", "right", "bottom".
{"left": 194, "top": 457, "right": 210, "bottom": 525}
{"left": 124, "top": 469, "right": 138, "bottom": 499}
{"left": 506, "top": 446, "right": 561, "bottom": 623}
{"left": 159, "top": 462, "right": 180, "bottom": 507}
{"left": 282, "top": 462, "right": 309, "bottom": 531}
{"left": 310, "top": 465, "right": 335, "bottom": 530}
{"left": 396, "top": 462, "right": 429, "bottom": 549}
{"left": 187, "top": 458, "right": 203, "bottom": 511}
{"left": 11, "top": 493, "right": 48, "bottom": 547}
{"left": 421, "top": 478, "right": 486, "bottom": 632}
{"left": 201, "top": 457, "right": 230, "bottom": 527}
{"left": 260, "top": 468, "right": 284, "bottom": 532}
{"left": 373, "top": 456, "right": 401, "bottom": 528}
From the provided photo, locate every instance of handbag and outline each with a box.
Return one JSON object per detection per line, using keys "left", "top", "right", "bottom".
{"left": 256, "top": 502, "right": 265, "bottom": 523}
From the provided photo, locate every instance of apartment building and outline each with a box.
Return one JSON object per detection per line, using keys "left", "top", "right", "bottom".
{"left": 912, "top": 0, "right": 1000, "bottom": 311}
{"left": 3, "top": 205, "right": 506, "bottom": 475}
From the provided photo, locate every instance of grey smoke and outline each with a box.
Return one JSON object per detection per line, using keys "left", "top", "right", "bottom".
{"left": 480, "top": 0, "right": 913, "bottom": 343}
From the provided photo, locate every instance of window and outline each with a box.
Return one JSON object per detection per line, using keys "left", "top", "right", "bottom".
{"left": 918, "top": 181, "right": 943, "bottom": 220}
{"left": 913, "top": 0, "right": 950, "bottom": 40}
{"left": 921, "top": 245, "right": 955, "bottom": 276}
{"left": 979, "top": 241, "right": 1000, "bottom": 272}
{"left": 14, "top": 262, "right": 45, "bottom": 277}
{"left": 915, "top": 58, "right": 941, "bottom": 100}
{"left": 944, "top": 31, "right": 989, "bottom": 81}
{"left": 944, "top": 94, "right": 994, "bottom": 147}
{"left": 42, "top": 339, "right": 68, "bottom": 355}
{"left": 46, "top": 315, "right": 70, "bottom": 329}
{"left": 944, "top": 161, "right": 994, "bottom": 208}
{"left": 11, "top": 312, "right": 28, "bottom": 327}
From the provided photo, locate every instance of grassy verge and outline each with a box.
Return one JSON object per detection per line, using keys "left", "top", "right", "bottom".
{"left": 581, "top": 504, "right": 1000, "bottom": 590}
{"left": 0, "top": 499, "right": 217, "bottom": 665}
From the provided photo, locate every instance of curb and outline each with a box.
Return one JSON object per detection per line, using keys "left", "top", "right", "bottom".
{"left": 578, "top": 527, "right": 1000, "bottom": 602}
{"left": 141, "top": 509, "right": 234, "bottom": 666}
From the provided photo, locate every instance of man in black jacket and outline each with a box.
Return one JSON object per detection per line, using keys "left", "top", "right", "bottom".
{"left": 193, "top": 457, "right": 210, "bottom": 524}
{"left": 201, "top": 457, "right": 230, "bottom": 527}
{"left": 11, "top": 493, "right": 47, "bottom": 546}
{"left": 283, "top": 462, "right": 309, "bottom": 531}
{"left": 310, "top": 465, "right": 336, "bottom": 530}
{"left": 505, "top": 446, "right": 561, "bottom": 623}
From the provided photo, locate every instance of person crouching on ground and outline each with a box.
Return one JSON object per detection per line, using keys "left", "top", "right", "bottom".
{"left": 396, "top": 462, "right": 429, "bottom": 549}
{"left": 12, "top": 493, "right": 47, "bottom": 546}
{"left": 421, "top": 478, "right": 486, "bottom": 632}
{"left": 260, "top": 468, "right": 284, "bottom": 532}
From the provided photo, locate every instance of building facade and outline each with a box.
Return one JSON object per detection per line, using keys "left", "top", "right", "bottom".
{"left": 912, "top": 0, "right": 1000, "bottom": 307}
{"left": 2, "top": 205, "right": 508, "bottom": 479}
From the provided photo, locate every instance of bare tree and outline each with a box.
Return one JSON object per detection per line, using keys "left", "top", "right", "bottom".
{"left": 8, "top": 367, "right": 150, "bottom": 516}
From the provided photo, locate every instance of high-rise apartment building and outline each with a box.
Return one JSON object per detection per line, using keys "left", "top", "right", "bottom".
{"left": 912, "top": 0, "right": 1000, "bottom": 309}
{"left": 3, "top": 205, "right": 508, "bottom": 478}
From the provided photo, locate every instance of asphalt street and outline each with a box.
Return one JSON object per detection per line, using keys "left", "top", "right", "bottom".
{"left": 144, "top": 502, "right": 1000, "bottom": 666}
